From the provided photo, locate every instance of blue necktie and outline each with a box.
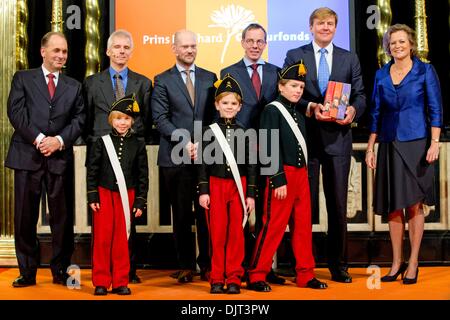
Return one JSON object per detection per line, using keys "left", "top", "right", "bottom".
{"left": 318, "top": 48, "right": 330, "bottom": 95}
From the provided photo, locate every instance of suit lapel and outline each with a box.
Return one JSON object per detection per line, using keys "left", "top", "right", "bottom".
{"left": 32, "top": 68, "right": 51, "bottom": 103}
{"left": 261, "top": 63, "right": 277, "bottom": 101}
{"left": 304, "top": 44, "right": 321, "bottom": 95}
{"left": 236, "top": 60, "right": 258, "bottom": 101}
{"left": 330, "top": 45, "right": 342, "bottom": 81}
{"left": 98, "top": 70, "right": 115, "bottom": 112}
{"left": 171, "top": 66, "right": 194, "bottom": 108}
{"left": 194, "top": 68, "right": 204, "bottom": 111}
{"left": 126, "top": 69, "right": 139, "bottom": 96}
{"left": 52, "top": 73, "right": 68, "bottom": 103}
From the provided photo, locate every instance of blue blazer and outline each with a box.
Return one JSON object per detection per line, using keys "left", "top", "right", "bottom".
{"left": 220, "top": 59, "right": 280, "bottom": 129}
{"left": 370, "top": 57, "right": 443, "bottom": 142}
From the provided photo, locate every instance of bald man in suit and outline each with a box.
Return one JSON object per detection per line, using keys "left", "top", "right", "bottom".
{"left": 151, "top": 30, "right": 217, "bottom": 283}
{"left": 6, "top": 32, "right": 85, "bottom": 287}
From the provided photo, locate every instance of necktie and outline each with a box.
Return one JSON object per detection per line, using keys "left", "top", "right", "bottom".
{"left": 114, "top": 73, "right": 125, "bottom": 100}
{"left": 47, "top": 73, "right": 56, "bottom": 99}
{"left": 250, "top": 64, "right": 261, "bottom": 99}
{"left": 183, "top": 70, "right": 195, "bottom": 105}
{"left": 318, "top": 48, "right": 330, "bottom": 95}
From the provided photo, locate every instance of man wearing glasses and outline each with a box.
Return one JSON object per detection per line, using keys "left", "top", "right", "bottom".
{"left": 220, "top": 23, "right": 284, "bottom": 286}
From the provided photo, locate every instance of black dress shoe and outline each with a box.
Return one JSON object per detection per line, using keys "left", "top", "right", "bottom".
{"left": 331, "top": 270, "right": 352, "bottom": 283}
{"left": 94, "top": 286, "right": 108, "bottom": 295}
{"left": 177, "top": 270, "right": 194, "bottom": 283}
{"left": 129, "top": 273, "right": 142, "bottom": 284}
{"left": 227, "top": 283, "right": 241, "bottom": 294}
{"left": 199, "top": 268, "right": 210, "bottom": 282}
{"left": 170, "top": 270, "right": 181, "bottom": 279}
{"left": 306, "top": 278, "right": 328, "bottom": 289}
{"left": 247, "top": 281, "right": 271, "bottom": 292}
{"left": 266, "top": 269, "right": 286, "bottom": 285}
{"left": 210, "top": 283, "right": 225, "bottom": 294}
{"left": 52, "top": 271, "right": 70, "bottom": 286}
{"left": 12, "top": 276, "right": 36, "bottom": 288}
{"left": 111, "top": 286, "right": 131, "bottom": 295}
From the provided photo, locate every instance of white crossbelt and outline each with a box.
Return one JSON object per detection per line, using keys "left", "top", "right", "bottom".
{"left": 102, "top": 135, "right": 131, "bottom": 239}
{"left": 209, "top": 123, "right": 248, "bottom": 228}
{"left": 271, "top": 101, "right": 308, "bottom": 164}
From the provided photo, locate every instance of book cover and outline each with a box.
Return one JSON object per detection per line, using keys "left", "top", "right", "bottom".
{"left": 337, "top": 83, "right": 351, "bottom": 120}
{"left": 329, "top": 81, "right": 343, "bottom": 119}
{"left": 322, "top": 81, "right": 335, "bottom": 117}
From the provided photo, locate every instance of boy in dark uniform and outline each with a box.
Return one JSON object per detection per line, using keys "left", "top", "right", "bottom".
{"left": 87, "top": 94, "right": 149, "bottom": 295}
{"left": 198, "top": 74, "right": 257, "bottom": 294}
{"left": 247, "top": 61, "right": 327, "bottom": 292}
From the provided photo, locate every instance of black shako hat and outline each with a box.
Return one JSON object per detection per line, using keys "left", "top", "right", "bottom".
{"left": 279, "top": 60, "right": 307, "bottom": 81}
{"left": 214, "top": 73, "right": 243, "bottom": 99}
{"left": 110, "top": 94, "right": 140, "bottom": 118}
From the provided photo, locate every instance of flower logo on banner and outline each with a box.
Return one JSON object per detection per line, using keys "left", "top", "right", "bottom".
{"left": 209, "top": 4, "right": 255, "bottom": 63}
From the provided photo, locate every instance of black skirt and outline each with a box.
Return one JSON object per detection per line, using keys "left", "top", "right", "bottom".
{"left": 373, "top": 138, "right": 436, "bottom": 216}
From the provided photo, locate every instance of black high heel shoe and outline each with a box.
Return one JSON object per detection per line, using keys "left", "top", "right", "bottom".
{"left": 403, "top": 267, "right": 419, "bottom": 285}
{"left": 381, "top": 262, "right": 408, "bottom": 282}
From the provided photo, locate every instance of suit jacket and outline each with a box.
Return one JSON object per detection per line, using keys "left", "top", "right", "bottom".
{"left": 83, "top": 68, "right": 152, "bottom": 143}
{"left": 5, "top": 68, "right": 85, "bottom": 175}
{"left": 284, "top": 43, "right": 366, "bottom": 156}
{"left": 220, "top": 59, "right": 280, "bottom": 129}
{"left": 151, "top": 65, "right": 217, "bottom": 167}
{"left": 370, "top": 57, "right": 443, "bottom": 142}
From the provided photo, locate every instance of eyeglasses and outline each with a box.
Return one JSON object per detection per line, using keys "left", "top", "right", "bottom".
{"left": 244, "top": 39, "right": 266, "bottom": 47}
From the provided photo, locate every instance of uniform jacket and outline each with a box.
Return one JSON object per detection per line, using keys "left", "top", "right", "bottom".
{"left": 5, "top": 68, "right": 85, "bottom": 175}
{"left": 197, "top": 118, "right": 257, "bottom": 197}
{"left": 260, "top": 95, "right": 307, "bottom": 189}
{"left": 86, "top": 130, "right": 149, "bottom": 210}
{"left": 151, "top": 65, "right": 217, "bottom": 167}
{"left": 369, "top": 56, "right": 443, "bottom": 142}
{"left": 220, "top": 59, "right": 280, "bottom": 129}
{"left": 284, "top": 43, "right": 366, "bottom": 156}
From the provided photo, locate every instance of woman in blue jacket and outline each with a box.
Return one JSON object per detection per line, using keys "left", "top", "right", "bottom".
{"left": 365, "top": 24, "right": 443, "bottom": 285}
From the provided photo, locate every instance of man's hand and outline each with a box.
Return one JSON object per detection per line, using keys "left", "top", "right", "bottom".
{"left": 39, "top": 136, "right": 61, "bottom": 157}
{"left": 186, "top": 141, "right": 198, "bottom": 160}
{"left": 313, "top": 103, "right": 333, "bottom": 122}
{"left": 336, "top": 106, "right": 356, "bottom": 125}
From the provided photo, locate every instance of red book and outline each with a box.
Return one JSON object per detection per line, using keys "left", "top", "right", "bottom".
{"left": 330, "top": 82, "right": 343, "bottom": 119}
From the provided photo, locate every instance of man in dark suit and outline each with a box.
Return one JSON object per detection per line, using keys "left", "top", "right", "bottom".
{"left": 151, "top": 30, "right": 217, "bottom": 283}
{"left": 83, "top": 29, "right": 152, "bottom": 284}
{"left": 5, "top": 32, "right": 85, "bottom": 287}
{"left": 220, "top": 23, "right": 285, "bottom": 285}
{"left": 283, "top": 7, "right": 366, "bottom": 283}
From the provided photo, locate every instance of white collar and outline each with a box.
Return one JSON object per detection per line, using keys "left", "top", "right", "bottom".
{"left": 312, "top": 41, "right": 334, "bottom": 55}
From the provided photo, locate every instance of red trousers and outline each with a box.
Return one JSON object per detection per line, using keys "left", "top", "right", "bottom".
{"left": 249, "top": 166, "right": 315, "bottom": 286}
{"left": 92, "top": 186, "right": 134, "bottom": 288}
{"left": 207, "top": 176, "right": 246, "bottom": 285}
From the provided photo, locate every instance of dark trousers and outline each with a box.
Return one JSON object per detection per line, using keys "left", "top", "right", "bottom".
{"left": 308, "top": 154, "right": 350, "bottom": 271}
{"left": 161, "top": 166, "right": 210, "bottom": 270}
{"left": 14, "top": 168, "right": 74, "bottom": 280}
